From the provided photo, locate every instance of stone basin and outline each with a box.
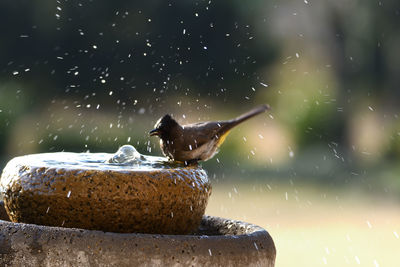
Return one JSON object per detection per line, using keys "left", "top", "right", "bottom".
{"left": 0, "top": 151, "right": 211, "bottom": 234}
{"left": 0, "top": 201, "right": 276, "bottom": 266}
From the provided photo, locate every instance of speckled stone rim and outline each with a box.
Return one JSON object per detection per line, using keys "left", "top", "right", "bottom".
{"left": 0, "top": 201, "right": 276, "bottom": 266}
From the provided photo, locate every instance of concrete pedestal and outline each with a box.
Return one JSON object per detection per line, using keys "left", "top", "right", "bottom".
{"left": 0, "top": 201, "right": 275, "bottom": 267}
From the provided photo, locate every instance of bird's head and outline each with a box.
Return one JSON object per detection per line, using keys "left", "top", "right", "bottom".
{"left": 149, "top": 114, "right": 180, "bottom": 138}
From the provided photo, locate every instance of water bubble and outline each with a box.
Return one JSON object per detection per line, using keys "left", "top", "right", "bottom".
{"left": 107, "top": 145, "right": 141, "bottom": 163}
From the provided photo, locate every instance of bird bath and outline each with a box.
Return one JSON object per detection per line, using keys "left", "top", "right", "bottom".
{"left": 0, "top": 146, "right": 276, "bottom": 266}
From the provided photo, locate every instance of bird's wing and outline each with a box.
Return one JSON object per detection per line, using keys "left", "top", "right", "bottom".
{"left": 182, "top": 121, "right": 231, "bottom": 148}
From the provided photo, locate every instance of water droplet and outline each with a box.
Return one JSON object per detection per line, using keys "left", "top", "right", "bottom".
{"left": 254, "top": 242, "right": 258, "bottom": 250}
{"left": 394, "top": 231, "right": 399, "bottom": 239}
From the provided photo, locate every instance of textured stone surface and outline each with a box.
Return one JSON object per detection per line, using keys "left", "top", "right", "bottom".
{"left": 0, "top": 201, "right": 276, "bottom": 267}
{"left": 0, "top": 153, "right": 211, "bottom": 234}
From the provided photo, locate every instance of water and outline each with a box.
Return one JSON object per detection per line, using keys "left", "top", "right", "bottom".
{"left": 14, "top": 145, "right": 187, "bottom": 171}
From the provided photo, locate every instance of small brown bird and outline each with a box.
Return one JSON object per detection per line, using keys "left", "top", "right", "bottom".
{"left": 149, "top": 104, "right": 269, "bottom": 164}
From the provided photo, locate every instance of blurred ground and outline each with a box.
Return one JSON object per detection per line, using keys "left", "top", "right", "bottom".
{"left": 206, "top": 181, "right": 400, "bottom": 267}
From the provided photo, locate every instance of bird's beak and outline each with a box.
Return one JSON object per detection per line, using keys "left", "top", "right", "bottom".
{"left": 149, "top": 128, "right": 160, "bottom": 136}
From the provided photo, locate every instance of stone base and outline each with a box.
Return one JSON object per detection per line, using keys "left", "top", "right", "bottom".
{"left": 1, "top": 152, "right": 211, "bottom": 234}
{"left": 0, "top": 201, "right": 275, "bottom": 266}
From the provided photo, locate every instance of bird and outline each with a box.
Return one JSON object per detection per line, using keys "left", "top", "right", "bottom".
{"left": 149, "top": 104, "right": 270, "bottom": 164}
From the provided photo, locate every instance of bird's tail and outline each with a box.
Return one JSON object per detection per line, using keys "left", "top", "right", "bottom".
{"left": 232, "top": 104, "right": 270, "bottom": 125}
{"left": 217, "top": 104, "right": 270, "bottom": 137}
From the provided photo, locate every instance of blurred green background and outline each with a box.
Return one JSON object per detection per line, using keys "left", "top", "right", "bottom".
{"left": 0, "top": 0, "right": 399, "bottom": 266}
